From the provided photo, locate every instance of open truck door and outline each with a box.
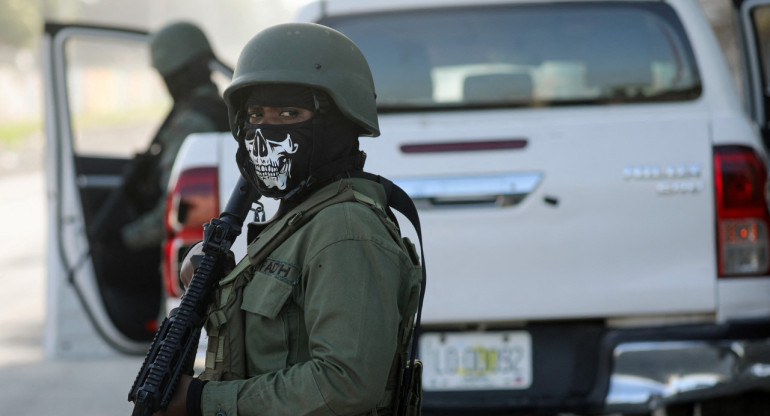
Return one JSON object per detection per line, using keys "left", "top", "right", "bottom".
{"left": 41, "top": 22, "right": 231, "bottom": 357}
{"left": 737, "top": 0, "right": 770, "bottom": 144}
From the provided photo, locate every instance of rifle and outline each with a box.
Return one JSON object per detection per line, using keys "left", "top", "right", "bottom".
{"left": 128, "top": 176, "right": 258, "bottom": 416}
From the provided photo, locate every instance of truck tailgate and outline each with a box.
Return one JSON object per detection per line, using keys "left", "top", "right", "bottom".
{"left": 364, "top": 105, "right": 716, "bottom": 322}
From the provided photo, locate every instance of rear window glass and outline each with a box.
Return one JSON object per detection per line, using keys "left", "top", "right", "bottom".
{"left": 321, "top": 2, "right": 701, "bottom": 111}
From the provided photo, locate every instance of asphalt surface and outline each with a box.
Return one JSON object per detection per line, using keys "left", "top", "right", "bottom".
{"left": 0, "top": 142, "right": 145, "bottom": 415}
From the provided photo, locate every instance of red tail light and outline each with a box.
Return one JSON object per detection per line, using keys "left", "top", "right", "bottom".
{"left": 714, "top": 145, "right": 770, "bottom": 277}
{"left": 163, "top": 167, "right": 219, "bottom": 297}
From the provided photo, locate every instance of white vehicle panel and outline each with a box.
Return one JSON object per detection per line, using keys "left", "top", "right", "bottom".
{"left": 364, "top": 104, "right": 716, "bottom": 321}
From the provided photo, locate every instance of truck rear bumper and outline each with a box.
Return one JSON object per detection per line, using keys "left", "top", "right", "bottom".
{"left": 421, "top": 319, "right": 770, "bottom": 415}
{"left": 605, "top": 324, "right": 770, "bottom": 413}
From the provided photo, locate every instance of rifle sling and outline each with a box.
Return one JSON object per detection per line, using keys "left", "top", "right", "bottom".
{"left": 351, "top": 171, "right": 426, "bottom": 416}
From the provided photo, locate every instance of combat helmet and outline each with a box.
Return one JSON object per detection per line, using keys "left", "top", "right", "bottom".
{"left": 224, "top": 22, "right": 380, "bottom": 137}
{"left": 150, "top": 21, "right": 213, "bottom": 77}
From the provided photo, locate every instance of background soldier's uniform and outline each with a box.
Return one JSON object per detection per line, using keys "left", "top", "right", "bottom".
{"left": 120, "top": 83, "right": 228, "bottom": 249}
{"left": 119, "top": 21, "right": 229, "bottom": 250}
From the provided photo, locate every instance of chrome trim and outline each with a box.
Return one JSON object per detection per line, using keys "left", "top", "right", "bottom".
{"left": 605, "top": 338, "right": 770, "bottom": 413}
{"left": 623, "top": 163, "right": 702, "bottom": 180}
{"left": 393, "top": 172, "right": 542, "bottom": 208}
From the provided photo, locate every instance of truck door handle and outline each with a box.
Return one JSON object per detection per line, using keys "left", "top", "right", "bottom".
{"left": 394, "top": 173, "right": 543, "bottom": 208}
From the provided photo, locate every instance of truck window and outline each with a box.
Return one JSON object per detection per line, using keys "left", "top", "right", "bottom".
{"left": 64, "top": 36, "right": 171, "bottom": 157}
{"left": 321, "top": 2, "right": 701, "bottom": 111}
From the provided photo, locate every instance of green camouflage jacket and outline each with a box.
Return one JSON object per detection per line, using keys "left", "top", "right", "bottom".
{"left": 199, "top": 178, "right": 422, "bottom": 416}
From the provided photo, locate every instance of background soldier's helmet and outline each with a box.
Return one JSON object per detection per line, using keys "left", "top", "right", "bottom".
{"left": 223, "top": 22, "right": 380, "bottom": 138}
{"left": 150, "top": 21, "right": 213, "bottom": 77}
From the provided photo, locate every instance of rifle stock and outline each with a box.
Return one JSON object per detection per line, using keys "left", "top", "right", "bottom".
{"left": 128, "top": 176, "right": 258, "bottom": 416}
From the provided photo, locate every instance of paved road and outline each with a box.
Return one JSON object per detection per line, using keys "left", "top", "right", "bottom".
{"left": 0, "top": 169, "right": 143, "bottom": 415}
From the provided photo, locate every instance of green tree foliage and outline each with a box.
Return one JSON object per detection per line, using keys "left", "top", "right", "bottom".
{"left": 0, "top": 0, "right": 41, "bottom": 48}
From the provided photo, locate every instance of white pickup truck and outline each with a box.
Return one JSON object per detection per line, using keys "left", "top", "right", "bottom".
{"left": 44, "top": 0, "right": 770, "bottom": 414}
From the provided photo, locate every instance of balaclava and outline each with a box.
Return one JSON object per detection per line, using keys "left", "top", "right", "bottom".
{"left": 163, "top": 55, "right": 215, "bottom": 102}
{"left": 235, "top": 84, "right": 364, "bottom": 201}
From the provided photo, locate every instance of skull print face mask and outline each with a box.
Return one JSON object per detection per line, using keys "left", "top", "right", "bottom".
{"left": 244, "top": 127, "right": 298, "bottom": 190}
{"left": 237, "top": 119, "right": 314, "bottom": 199}
{"left": 234, "top": 84, "right": 363, "bottom": 201}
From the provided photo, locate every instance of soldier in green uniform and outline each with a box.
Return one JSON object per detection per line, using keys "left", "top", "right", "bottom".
{"left": 158, "top": 22, "right": 423, "bottom": 416}
{"left": 120, "top": 21, "right": 229, "bottom": 250}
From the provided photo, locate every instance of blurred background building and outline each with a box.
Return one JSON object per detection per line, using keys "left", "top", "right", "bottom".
{"left": 0, "top": 0, "right": 308, "bottom": 175}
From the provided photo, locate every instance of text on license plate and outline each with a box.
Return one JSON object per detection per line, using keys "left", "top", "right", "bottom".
{"left": 419, "top": 331, "right": 532, "bottom": 391}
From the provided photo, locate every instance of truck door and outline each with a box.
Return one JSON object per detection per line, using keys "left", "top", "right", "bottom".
{"left": 43, "top": 23, "right": 165, "bottom": 355}
{"left": 42, "top": 22, "right": 231, "bottom": 356}
{"left": 738, "top": 0, "right": 770, "bottom": 144}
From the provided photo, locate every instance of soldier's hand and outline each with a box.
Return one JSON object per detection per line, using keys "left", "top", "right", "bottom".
{"left": 179, "top": 242, "right": 204, "bottom": 289}
{"left": 152, "top": 374, "right": 192, "bottom": 416}
{"left": 180, "top": 241, "right": 237, "bottom": 290}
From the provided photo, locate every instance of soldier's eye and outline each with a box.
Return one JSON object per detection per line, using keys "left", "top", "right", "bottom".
{"left": 247, "top": 106, "right": 264, "bottom": 124}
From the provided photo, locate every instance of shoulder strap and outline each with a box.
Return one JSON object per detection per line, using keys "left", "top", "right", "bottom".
{"left": 245, "top": 180, "right": 361, "bottom": 266}
{"left": 351, "top": 171, "right": 426, "bottom": 416}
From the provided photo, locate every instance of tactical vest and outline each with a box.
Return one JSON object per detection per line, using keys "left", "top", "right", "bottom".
{"left": 199, "top": 179, "right": 422, "bottom": 415}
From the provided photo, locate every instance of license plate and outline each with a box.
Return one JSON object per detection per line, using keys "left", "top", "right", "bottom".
{"left": 419, "top": 331, "right": 532, "bottom": 391}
